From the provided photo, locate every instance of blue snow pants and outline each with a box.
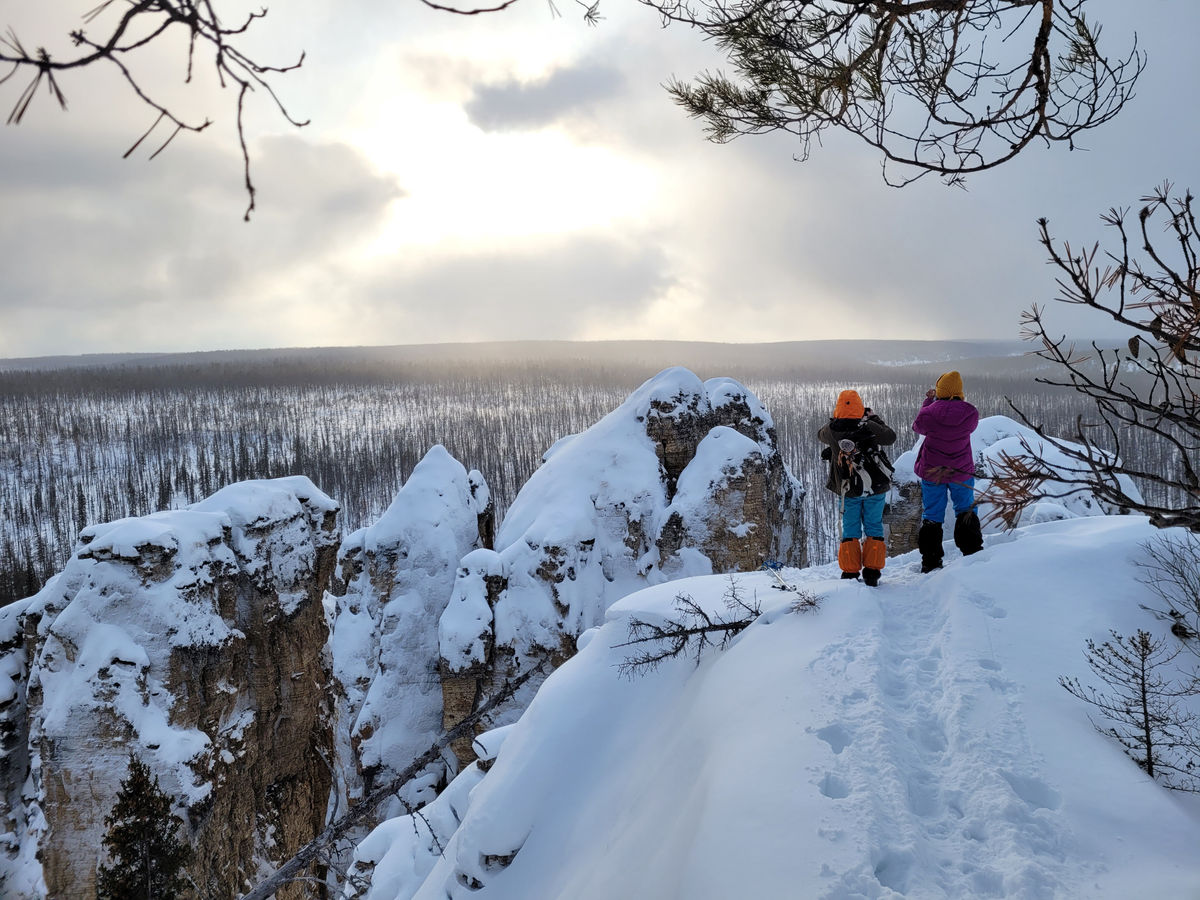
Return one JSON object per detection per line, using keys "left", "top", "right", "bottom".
{"left": 842, "top": 492, "right": 886, "bottom": 540}
{"left": 920, "top": 478, "right": 976, "bottom": 523}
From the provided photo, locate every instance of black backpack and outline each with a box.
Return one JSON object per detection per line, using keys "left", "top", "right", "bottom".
{"left": 823, "top": 429, "right": 894, "bottom": 498}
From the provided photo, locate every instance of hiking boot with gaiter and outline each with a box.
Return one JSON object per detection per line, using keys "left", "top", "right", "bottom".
{"left": 954, "top": 510, "right": 984, "bottom": 556}
{"left": 917, "top": 519, "right": 944, "bottom": 573}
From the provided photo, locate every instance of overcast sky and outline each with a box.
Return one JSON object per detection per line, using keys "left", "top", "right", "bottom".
{"left": 0, "top": 0, "right": 1196, "bottom": 358}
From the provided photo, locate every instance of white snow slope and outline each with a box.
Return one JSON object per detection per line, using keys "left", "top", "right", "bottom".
{"left": 353, "top": 514, "right": 1200, "bottom": 900}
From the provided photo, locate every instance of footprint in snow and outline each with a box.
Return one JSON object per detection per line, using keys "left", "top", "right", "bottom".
{"left": 815, "top": 722, "right": 854, "bottom": 754}
{"left": 1001, "top": 771, "right": 1062, "bottom": 811}
{"left": 966, "top": 590, "right": 1008, "bottom": 619}
{"left": 818, "top": 772, "right": 852, "bottom": 800}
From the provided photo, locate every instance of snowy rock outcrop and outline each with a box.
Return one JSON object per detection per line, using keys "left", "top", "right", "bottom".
{"left": 888, "top": 415, "right": 1143, "bottom": 554}
{"left": 330, "top": 446, "right": 493, "bottom": 819}
{"left": 0, "top": 477, "right": 339, "bottom": 900}
{"left": 437, "top": 368, "right": 806, "bottom": 764}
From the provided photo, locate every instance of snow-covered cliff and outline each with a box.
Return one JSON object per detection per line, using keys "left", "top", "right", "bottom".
{"left": 2, "top": 367, "right": 811, "bottom": 897}
{"left": 329, "top": 445, "right": 493, "bottom": 821}
{"left": 0, "top": 477, "right": 339, "bottom": 900}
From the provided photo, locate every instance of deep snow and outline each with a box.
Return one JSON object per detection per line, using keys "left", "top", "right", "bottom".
{"left": 351, "top": 514, "right": 1200, "bottom": 899}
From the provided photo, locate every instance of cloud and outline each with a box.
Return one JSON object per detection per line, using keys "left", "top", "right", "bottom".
{"left": 1, "top": 0, "right": 1196, "bottom": 357}
{"left": 249, "top": 135, "right": 407, "bottom": 251}
{"left": 347, "top": 232, "right": 676, "bottom": 341}
{"left": 0, "top": 131, "right": 403, "bottom": 355}
{"left": 464, "top": 63, "right": 626, "bottom": 132}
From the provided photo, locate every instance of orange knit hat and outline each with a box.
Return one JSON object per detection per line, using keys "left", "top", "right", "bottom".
{"left": 834, "top": 389, "right": 865, "bottom": 419}
{"left": 935, "top": 371, "right": 965, "bottom": 400}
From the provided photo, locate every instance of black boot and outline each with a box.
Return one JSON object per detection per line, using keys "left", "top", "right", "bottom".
{"left": 917, "top": 519, "right": 944, "bottom": 573}
{"left": 954, "top": 510, "right": 984, "bottom": 556}
{"left": 862, "top": 567, "right": 881, "bottom": 587}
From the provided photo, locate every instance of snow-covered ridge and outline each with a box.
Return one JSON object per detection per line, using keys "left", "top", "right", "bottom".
{"left": 349, "top": 516, "right": 1200, "bottom": 900}
{"left": 10, "top": 365, "right": 1174, "bottom": 900}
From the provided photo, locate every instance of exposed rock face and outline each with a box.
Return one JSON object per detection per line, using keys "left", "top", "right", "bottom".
{"left": 437, "top": 368, "right": 807, "bottom": 762}
{"left": 328, "top": 446, "right": 493, "bottom": 822}
{"left": 438, "top": 549, "right": 504, "bottom": 768}
{"left": 886, "top": 480, "right": 925, "bottom": 556}
{"left": 656, "top": 425, "right": 803, "bottom": 575}
{"left": 0, "top": 477, "right": 339, "bottom": 900}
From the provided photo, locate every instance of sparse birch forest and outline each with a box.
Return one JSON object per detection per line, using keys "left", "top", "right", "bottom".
{"left": 0, "top": 343, "right": 1172, "bottom": 608}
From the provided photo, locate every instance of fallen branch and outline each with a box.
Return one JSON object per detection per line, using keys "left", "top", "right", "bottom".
{"left": 238, "top": 656, "right": 548, "bottom": 900}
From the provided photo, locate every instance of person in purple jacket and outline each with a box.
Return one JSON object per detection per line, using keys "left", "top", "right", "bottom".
{"left": 912, "top": 371, "right": 984, "bottom": 572}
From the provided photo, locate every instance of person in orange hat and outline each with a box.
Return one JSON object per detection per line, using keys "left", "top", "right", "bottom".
{"left": 818, "top": 389, "right": 896, "bottom": 586}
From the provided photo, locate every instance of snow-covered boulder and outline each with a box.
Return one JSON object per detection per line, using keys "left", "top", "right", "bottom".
{"left": 329, "top": 446, "right": 493, "bottom": 820}
{"left": 0, "top": 477, "right": 339, "bottom": 900}
{"left": 437, "top": 368, "right": 806, "bottom": 762}
{"left": 970, "top": 415, "right": 1143, "bottom": 524}
{"left": 889, "top": 415, "right": 1143, "bottom": 552}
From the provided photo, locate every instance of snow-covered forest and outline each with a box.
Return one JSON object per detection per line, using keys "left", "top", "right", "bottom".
{"left": 2, "top": 339, "right": 1171, "bottom": 610}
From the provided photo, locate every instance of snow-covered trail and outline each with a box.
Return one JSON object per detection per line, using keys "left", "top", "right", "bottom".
{"left": 795, "top": 556, "right": 1081, "bottom": 898}
{"left": 381, "top": 518, "right": 1200, "bottom": 900}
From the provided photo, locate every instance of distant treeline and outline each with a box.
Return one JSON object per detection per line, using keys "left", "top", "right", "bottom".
{"left": 0, "top": 349, "right": 1158, "bottom": 608}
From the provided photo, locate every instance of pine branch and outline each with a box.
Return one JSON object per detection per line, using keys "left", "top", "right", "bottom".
{"left": 654, "top": 0, "right": 1143, "bottom": 184}
{"left": 616, "top": 578, "right": 823, "bottom": 678}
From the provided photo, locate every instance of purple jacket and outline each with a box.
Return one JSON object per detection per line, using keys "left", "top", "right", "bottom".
{"left": 912, "top": 397, "right": 979, "bottom": 483}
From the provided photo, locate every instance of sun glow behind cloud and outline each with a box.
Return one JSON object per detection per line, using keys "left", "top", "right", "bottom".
{"left": 355, "top": 113, "right": 659, "bottom": 253}
{"left": 327, "top": 18, "right": 663, "bottom": 255}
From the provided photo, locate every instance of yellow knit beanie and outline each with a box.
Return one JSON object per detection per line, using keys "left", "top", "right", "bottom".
{"left": 834, "top": 389, "right": 865, "bottom": 419}
{"left": 935, "top": 371, "right": 965, "bottom": 400}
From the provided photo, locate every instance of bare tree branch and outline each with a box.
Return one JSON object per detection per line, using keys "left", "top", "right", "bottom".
{"left": 2, "top": 1, "right": 1143, "bottom": 216}
{"left": 984, "top": 185, "right": 1200, "bottom": 531}
{"left": 0, "top": 2, "right": 303, "bottom": 220}
{"left": 1135, "top": 531, "right": 1200, "bottom": 647}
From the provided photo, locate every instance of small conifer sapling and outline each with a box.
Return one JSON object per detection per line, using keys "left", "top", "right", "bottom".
{"left": 1061, "top": 629, "right": 1200, "bottom": 791}
{"left": 96, "top": 753, "right": 192, "bottom": 900}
